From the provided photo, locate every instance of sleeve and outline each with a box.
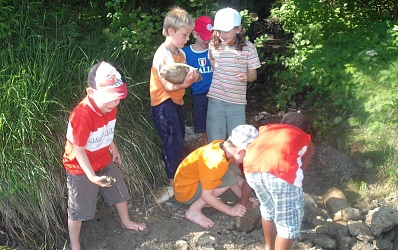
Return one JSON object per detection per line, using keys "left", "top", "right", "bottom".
{"left": 247, "top": 42, "right": 261, "bottom": 70}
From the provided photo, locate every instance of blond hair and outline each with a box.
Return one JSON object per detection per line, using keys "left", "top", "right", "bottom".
{"left": 162, "top": 7, "right": 194, "bottom": 37}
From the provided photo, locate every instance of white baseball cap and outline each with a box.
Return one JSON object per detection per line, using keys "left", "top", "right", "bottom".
{"left": 212, "top": 8, "right": 241, "bottom": 32}
{"left": 228, "top": 125, "right": 258, "bottom": 149}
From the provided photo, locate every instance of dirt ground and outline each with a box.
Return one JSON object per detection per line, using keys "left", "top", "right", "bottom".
{"left": 76, "top": 92, "right": 397, "bottom": 250}
{"left": 76, "top": 142, "right": 397, "bottom": 250}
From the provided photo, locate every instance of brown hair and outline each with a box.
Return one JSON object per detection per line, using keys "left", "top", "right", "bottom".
{"left": 212, "top": 27, "right": 246, "bottom": 51}
{"left": 281, "top": 112, "right": 310, "bottom": 133}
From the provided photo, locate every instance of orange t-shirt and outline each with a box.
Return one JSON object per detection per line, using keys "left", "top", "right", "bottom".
{"left": 150, "top": 43, "right": 186, "bottom": 106}
{"left": 174, "top": 140, "right": 232, "bottom": 202}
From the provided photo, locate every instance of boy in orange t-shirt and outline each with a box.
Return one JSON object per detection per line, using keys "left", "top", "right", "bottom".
{"left": 174, "top": 125, "right": 258, "bottom": 228}
{"left": 150, "top": 7, "right": 199, "bottom": 188}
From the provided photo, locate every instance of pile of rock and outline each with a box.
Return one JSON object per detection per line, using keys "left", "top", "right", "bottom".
{"left": 302, "top": 187, "right": 398, "bottom": 249}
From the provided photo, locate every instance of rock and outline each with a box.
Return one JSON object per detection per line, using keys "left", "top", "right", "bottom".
{"left": 322, "top": 187, "right": 351, "bottom": 214}
{"left": 347, "top": 220, "right": 373, "bottom": 241}
{"left": 333, "top": 207, "right": 361, "bottom": 222}
{"left": 315, "top": 221, "right": 350, "bottom": 236}
{"left": 152, "top": 186, "right": 174, "bottom": 203}
{"left": 311, "top": 234, "right": 336, "bottom": 249}
{"left": 336, "top": 235, "right": 356, "bottom": 250}
{"left": 175, "top": 240, "right": 189, "bottom": 250}
{"left": 196, "top": 233, "right": 216, "bottom": 248}
{"left": 365, "top": 206, "right": 398, "bottom": 237}
{"left": 235, "top": 203, "right": 261, "bottom": 233}
{"left": 351, "top": 241, "right": 375, "bottom": 250}
{"left": 160, "top": 63, "right": 202, "bottom": 84}
{"left": 373, "top": 239, "right": 394, "bottom": 250}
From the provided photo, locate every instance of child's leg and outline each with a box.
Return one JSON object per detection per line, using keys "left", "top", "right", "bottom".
{"left": 151, "top": 99, "right": 185, "bottom": 185}
{"left": 262, "top": 219, "right": 277, "bottom": 250}
{"left": 262, "top": 219, "right": 295, "bottom": 250}
{"left": 193, "top": 92, "right": 209, "bottom": 145}
{"left": 68, "top": 219, "right": 82, "bottom": 250}
{"left": 206, "top": 98, "right": 227, "bottom": 142}
{"left": 202, "top": 132, "right": 208, "bottom": 145}
{"left": 66, "top": 173, "right": 99, "bottom": 250}
{"left": 99, "top": 163, "right": 147, "bottom": 230}
{"left": 185, "top": 197, "right": 215, "bottom": 228}
{"left": 225, "top": 102, "right": 245, "bottom": 135}
{"left": 115, "top": 201, "right": 146, "bottom": 230}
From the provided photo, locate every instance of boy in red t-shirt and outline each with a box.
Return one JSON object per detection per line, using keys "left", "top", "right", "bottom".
{"left": 242, "top": 112, "right": 315, "bottom": 250}
{"left": 63, "top": 61, "right": 146, "bottom": 250}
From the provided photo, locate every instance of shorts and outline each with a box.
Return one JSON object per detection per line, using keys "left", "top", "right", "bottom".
{"left": 67, "top": 161, "right": 130, "bottom": 221}
{"left": 206, "top": 98, "right": 246, "bottom": 142}
{"left": 193, "top": 91, "right": 208, "bottom": 133}
{"left": 245, "top": 172, "right": 304, "bottom": 239}
{"left": 182, "top": 167, "right": 239, "bottom": 205}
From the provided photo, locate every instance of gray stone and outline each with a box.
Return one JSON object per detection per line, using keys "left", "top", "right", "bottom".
{"left": 311, "top": 234, "right": 336, "bottom": 249}
{"left": 373, "top": 239, "right": 394, "bottom": 250}
{"left": 315, "top": 221, "right": 350, "bottom": 236}
{"left": 196, "top": 233, "right": 216, "bottom": 248}
{"left": 351, "top": 241, "right": 375, "bottom": 250}
{"left": 336, "top": 235, "right": 355, "bottom": 250}
{"left": 347, "top": 220, "right": 373, "bottom": 241}
{"left": 366, "top": 207, "right": 398, "bottom": 236}
{"left": 235, "top": 203, "right": 261, "bottom": 233}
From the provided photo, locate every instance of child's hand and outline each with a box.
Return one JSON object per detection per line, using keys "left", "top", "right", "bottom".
{"left": 231, "top": 203, "right": 247, "bottom": 217}
{"left": 235, "top": 73, "right": 248, "bottom": 82}
{"left": 182, "top": 69, "right": 199, "bottom": 87}
{"left": 248, "top": 197, "right": 259, "bottom": 208}
{"left": 90, "top": 175, "right": 113, "bottom": 187}
{"left": 110, "top": 143, "right": 122, "bottom": 166}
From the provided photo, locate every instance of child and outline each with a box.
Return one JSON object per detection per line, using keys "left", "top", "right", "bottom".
{"left": 242, "top": 112, "right": 316, "bottom": 250}
{"left": 173, "top": 124, "right": 259, "bottom": 228}
{"left": 182, "top": 16, "right": 214, "bottom": 145}
{"left": 63, "top": 61, "right": 146, "bottom": 250}
{"left": 206, "top": 7, "right": 261, "bottom": 142}
{"left": 150, "top": 7, "right": 199, "bottom": 188}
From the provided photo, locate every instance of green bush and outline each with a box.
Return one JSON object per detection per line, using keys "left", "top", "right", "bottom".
{"left": 269, "top": 0, "right": 398, "bottom": 181}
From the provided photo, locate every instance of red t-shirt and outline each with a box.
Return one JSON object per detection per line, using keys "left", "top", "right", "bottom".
{"left": 63, "top": 96, "right": 116, "bottom": 175}
{"left": 243, "top": 124, "right": 312, "bottom": 187}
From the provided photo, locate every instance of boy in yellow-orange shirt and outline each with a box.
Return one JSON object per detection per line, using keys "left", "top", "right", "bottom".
{"left": 150, "top": 7, "right": 199, "bottom": 188}
{"left": 174, "top": 125, "right": 258, "bottom": 228}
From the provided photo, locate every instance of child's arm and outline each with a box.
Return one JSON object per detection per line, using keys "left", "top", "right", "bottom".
{"left": 301, "top": 141, "right": 315, "bottom": 171}
{"left": 109, "top": 141, "right": 121, "bottom": 166}
{"left": 238, "top": 180, "right": 253, "bottom": 207}
{"left": 161, "top": 69, "right": 199, "bottom": 91}
{"left": 201, "top": 189, "right": 247, "bottom": 217}
{"left": 235, "top": 68, "right": 257, "bottom": 83}
{"left": 74, "top": 146, "right": 111, "bottom": 187}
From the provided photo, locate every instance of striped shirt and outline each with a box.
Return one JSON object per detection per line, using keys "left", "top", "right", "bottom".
{"left": 207, "top": 40, "right": 261, "bottom": 105}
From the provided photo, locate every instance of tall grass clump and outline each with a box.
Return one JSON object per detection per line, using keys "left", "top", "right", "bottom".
{"left": 0, "top": 1, "right": 164, "bottom": 248}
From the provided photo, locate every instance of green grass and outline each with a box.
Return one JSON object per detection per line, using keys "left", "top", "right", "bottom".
{"left": 0, "top": 1, "right": 164, "bottom": 248}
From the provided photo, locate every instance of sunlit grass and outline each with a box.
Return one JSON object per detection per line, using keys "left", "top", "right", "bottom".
{"left": 0, "top": 2, "right": 164, "bottom": 248}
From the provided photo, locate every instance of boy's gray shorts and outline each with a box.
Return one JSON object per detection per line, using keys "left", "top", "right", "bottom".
{"left": 183, "top": 166, "right": 239, "bottom": 205}
{"left": 67, "top": 161, "right": 130, "bottom": 221}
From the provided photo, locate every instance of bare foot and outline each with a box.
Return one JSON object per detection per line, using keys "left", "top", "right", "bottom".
{"left": 185, "top": 209, "right": 214, "bottom": 228}
{"left": 121, "top": 221, "right": 147, "bottom": 231}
